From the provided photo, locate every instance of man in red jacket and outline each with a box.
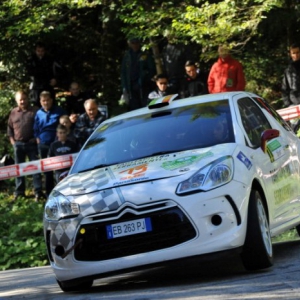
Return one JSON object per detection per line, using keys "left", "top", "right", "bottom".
{"left": 207, "top": 45, "right": 246, "bottom": 93}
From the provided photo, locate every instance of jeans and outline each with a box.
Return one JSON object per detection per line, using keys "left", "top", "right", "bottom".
{"left": 129, "top": 82, "right": 150, "bottom": 111}
{"left": 38, "top": 143, "right": 54, "bottom": 196}
{"left": 14, "top": 141, "right": 42, "bottom": 196}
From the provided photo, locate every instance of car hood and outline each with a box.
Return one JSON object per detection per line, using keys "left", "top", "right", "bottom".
{"left": 54, "top": 144, "right": 237, "bottom": 196}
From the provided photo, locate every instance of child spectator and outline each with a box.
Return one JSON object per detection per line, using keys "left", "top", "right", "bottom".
{"left": 48, "top": 124, "right": 78, "bottom": 183}
{"left": 148, "top": 74, "right": 176, "bottom": 102}
{"left": 59, "top": 115, "right": 77, "bottom": 143}
{"left": 180, "top": 61, "right": 207, "bottom": 98}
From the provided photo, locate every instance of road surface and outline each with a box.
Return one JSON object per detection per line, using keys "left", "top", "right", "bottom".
{"left": 1, "top": 239, "right": 300, "bottom": 299}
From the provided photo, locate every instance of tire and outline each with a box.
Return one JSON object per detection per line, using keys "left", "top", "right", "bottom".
{"left": 56, "top": 279, "right": 93, "bottom": 292}
{"left": 241, "top": 189, "right": 273, "bottom": 271}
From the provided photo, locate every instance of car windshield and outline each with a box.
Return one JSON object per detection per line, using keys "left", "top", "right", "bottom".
{"left": 70, "top": 100, "right": 234, "bottom": 174}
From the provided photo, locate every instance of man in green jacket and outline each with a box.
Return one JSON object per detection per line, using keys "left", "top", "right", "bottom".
{"left": 121, "top": 38, "right": 156, "bottom": 110}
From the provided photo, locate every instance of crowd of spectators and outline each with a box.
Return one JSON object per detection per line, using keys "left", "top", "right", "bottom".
{"left": 6, "top": 38, "right": 297, "bottom": 201}
{"left": 7, "top": 42, "right": 107, "bottom": 201}
{"left": 121, "top": 39, "right": 246, "bottom": 109}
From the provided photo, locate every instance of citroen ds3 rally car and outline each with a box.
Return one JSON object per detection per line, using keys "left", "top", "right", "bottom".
{"left": 44, "top": 92, "right": 300, "bottom": 292}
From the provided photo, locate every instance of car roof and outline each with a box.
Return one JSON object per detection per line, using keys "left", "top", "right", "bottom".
{"left": 106, "top": 91, "right": 257, "bottom": 123}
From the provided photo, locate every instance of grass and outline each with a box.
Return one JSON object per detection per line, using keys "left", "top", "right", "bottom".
{"left": 0, "top": 180, "right": 48, "bottom": 271}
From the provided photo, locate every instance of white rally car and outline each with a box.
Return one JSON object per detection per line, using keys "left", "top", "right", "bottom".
{"left": 44, "top": 92, "right": 300, "bottom": 292}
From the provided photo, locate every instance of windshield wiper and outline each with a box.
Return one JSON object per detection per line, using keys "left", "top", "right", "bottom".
{"left": 134, "top": 150, "right": 182, "bottom": 160}
{"left": 78, "top": 164, "right": 110, "bottom": 173}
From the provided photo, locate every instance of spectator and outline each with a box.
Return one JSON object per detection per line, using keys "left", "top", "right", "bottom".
{"left": 48, "top": 124, "right": 78, "bottom": 183}
{"left": 207, "top": 45, "right": 246, "bottom": 93}
{"left": 65, "top": 82, "right": 94, "bottom": 116}
{"left": 7, "top": 90, "right": 44, "bottom": 202}
{"left": 34, "top": 91, "right": 66, "bottom": 196}
{"left": 59, "top": 115, "right": 77, "bottom": 143}
{"left": 180, "top": 61, "right": 208, "bottom": 98}
{"left": 282, "top": 43, "right": 300, "bottom": 107}
{"left": 121, "top": 37, "right": 156, "bottom": 110}
{"left": 162, "top": 36, "right": 194, "bottom": 92}
{"left": 26, "top": 42, "right": 59, "bottom": 107}
{"left": 74, "top": 99, "right": 106, "bottom": 147}
{"left": 148, "top": 74, "right": 176, "bottom": 102}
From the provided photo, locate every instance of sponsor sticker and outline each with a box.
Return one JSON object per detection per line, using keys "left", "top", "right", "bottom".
{"left": 119, "top": 163, "right": 148, "bottom": 180}
{"left": 161, "top": 152, "right": 213, "bottom": 171}
{"left": 266, "top": 139, "right": 285, "bottom": 163}
{"left": 237, "top": 151, "right": 252, "bottom": 170}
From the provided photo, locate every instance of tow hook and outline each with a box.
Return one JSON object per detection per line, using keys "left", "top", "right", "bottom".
{"left": 55, "top": 238, "right": 83, "bottom": 258}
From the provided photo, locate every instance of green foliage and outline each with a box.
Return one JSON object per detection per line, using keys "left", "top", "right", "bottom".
{"left": 0, "top": 0, "right": 299, "bottom": 110}
{"left": 272, "top": 229, "right": 299, "bottom": 243}
{"left": 0, "top": 0, "right": 124, "bottom": 112}
{"left": 0, "top": 193, "right": 48, "bottom": 270}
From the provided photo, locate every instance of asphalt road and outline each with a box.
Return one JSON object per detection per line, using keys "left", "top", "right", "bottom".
{"left": 1, "top": 239, "right": 300, "bottom": 299}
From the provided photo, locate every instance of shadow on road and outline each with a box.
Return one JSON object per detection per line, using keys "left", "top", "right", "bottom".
{"left": 84, "top": 240, "right": 299, "bottom": 292}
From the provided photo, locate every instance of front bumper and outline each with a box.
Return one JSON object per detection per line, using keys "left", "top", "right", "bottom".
{"left": 44, "top": 180, "right": 250, "bottom": 281}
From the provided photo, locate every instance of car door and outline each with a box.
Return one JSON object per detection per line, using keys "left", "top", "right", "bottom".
{"left": 234, "top": 95, "right": 298, "bottom": 230}
{"left": 252, "top": 96, "right": 300, "bottom": 229}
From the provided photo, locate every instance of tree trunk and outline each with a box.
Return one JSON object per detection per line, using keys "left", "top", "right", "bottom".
{"left": 150, "top": 38, "right": 163, "bottom": 75}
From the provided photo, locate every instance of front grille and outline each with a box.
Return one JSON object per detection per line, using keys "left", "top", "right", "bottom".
{"left": 74, "top": 207, "right": 196, "bottom": 261}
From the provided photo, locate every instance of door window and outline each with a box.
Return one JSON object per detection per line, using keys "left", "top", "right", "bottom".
{"left": 238, "top": 97, "right": 271, "bottom": 147}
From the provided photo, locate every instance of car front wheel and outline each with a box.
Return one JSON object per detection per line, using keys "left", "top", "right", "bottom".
{"left": 241, "top": 189, "right": 273, "bottom": 271}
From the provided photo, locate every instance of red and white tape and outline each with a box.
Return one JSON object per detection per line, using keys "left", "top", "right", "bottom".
{"left": 277, "top": 105, "right": 300, "bottom": 121}
{"left": 0, "top": 153, "right": 78, "bottom": 181}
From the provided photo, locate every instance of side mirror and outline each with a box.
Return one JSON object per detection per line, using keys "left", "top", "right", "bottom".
{"left": 261, "top": 129, "right": 280, "bottom": 153}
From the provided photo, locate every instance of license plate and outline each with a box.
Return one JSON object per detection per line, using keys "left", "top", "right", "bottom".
{"left": 106, "top": 217, "right": 152, "bottom": 239}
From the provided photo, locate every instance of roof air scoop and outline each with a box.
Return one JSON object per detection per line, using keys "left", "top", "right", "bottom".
{"left": 148, "top": 94, "right": 178, "bottom": 109}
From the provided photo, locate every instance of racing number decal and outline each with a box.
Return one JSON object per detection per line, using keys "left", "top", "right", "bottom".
{"left": 119, "top": 163, "right": 148, "bottom": 180}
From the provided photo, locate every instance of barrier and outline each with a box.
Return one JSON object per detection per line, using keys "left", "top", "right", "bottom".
{"left": 0, "top": 153, "right": 78, "bottom": 181}
{"left": 276, "top": 105, "right": 300, "bottom": 121}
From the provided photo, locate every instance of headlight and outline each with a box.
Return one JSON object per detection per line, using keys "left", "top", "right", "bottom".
{"left": 44, "top": 190, "right": 80, "bottom": 220}
{"left": 176, "top": 156, "right": 234, "bottom": 195}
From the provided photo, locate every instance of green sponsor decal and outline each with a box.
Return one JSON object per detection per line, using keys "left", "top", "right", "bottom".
{"left": 161, "top": 151, "right": 213, "bottom": 170}
{"left": 267, "top": 139, "right": 281, "bottom": 152}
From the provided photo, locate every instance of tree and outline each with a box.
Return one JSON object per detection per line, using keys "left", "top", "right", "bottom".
{"left": 1, "top": 0, "right": 300, "bottom": 111}
{"left": 116, "top": 0, "right": 300, "bottom": 103}
{"left": 0, "top": 1, "right": 125, "bottom": 111}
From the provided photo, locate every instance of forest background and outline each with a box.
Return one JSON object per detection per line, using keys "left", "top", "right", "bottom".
{"left": 0, "top": 0, "right": 300, "bottom": 270}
